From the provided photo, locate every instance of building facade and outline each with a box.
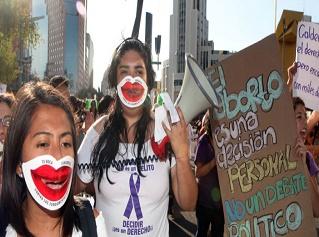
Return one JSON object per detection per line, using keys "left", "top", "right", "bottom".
{"left": 210, "top": 50, "right": 232, "bottom": 65}
{"left": 45, "top": 0, "right": 86, "bottom": 94}
{"left": 31, "top": 0, "right": 48, "bottom": 79}
{"left": 85, "top": 33, "right": 94, "bottom": 89}
{"left": 168, "top": 0, "right": 214, "bottom": 100}
{"left": 101, "top": 69, "right": 114, "bottom": 96}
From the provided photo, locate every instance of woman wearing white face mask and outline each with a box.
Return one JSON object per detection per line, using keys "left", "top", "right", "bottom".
{"left": 77, "top": 38, "right": 197, "bottom": 237}
{"left": 0, "top": 82, "right": 107, "bottom": 237}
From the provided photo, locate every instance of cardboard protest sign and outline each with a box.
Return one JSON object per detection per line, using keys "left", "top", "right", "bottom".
{"left": 208, "top": 34, "right": 316, "bottom": 237}
{"left": 293, "top": 21, "right": 319, "bottom": 110}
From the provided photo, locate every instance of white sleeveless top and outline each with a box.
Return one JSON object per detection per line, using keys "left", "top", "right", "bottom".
{"left": 77, "top": 126, "right": 176, "bottom": 237}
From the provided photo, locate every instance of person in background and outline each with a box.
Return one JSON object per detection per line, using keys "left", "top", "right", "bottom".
{"left": 305, "top": 109, "right": 319, "bottom": 163}
{"left": 49, "top": 75, "right": 70, "bottom": 99}
{"left": 0, "top": 93, "right": 15, "bottom": 191}
{"left": 90, "top": 99, "right": 98, "bottom": 121}
{"left": 287, "top": 63, "right": 319, "bottom": 217}
{"left": 69, "top": 96, "right": 88, "bottom": 148}
{"left": 0, "top": 81, "right": 106, "bottom": 236}
{"left": 287, "top": 62, "right": 319, "bottom": 163}
{"left": 0, "top": 93, "right": 15, "bottom": 155}
{"left": 195, "top": 110, "right": 224, "bottom": 237}
{"left": 76, "top": 38, "right": 197, "bottom": 237}
{"left": 293, "top": 97, "right": 319, "bottom": 218}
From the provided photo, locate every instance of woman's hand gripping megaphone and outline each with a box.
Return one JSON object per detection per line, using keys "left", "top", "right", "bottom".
{"left": 151, "top": 92, "right": 189, "bottom": 161}
{"left": 161, "top": 107, "right": 190, "bottom": 161}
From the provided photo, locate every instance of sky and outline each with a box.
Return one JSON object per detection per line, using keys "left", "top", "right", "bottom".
{"left": 87, "top": 0, "right": 319, "bottom": 89}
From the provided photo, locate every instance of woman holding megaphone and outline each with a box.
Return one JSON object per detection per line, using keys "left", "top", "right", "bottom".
{"left": 76, "top": 38, "right": 197, "bottom": 236}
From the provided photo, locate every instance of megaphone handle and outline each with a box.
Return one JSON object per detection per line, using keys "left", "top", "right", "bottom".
{"left": 161, "top": 92, "right": 180, "bottom": 123}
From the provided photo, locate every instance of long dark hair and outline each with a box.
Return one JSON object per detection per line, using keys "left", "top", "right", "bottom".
{"left": 92, "top": 38, "right": 155, "bottom": 189}
{"left": 292, "top": 97, "right": 305, "bottom": 111}
{"left": 0, "top": 81, "right": 79, "bottom": 237}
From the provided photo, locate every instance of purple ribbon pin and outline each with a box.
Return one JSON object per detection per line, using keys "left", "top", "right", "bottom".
{"left": 123, "top": 172, "right": 143, "bottom": 220}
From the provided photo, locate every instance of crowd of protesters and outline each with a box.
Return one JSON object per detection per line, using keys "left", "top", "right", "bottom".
{"left": 0, "top": 37, "right": 318, "bottom": 237}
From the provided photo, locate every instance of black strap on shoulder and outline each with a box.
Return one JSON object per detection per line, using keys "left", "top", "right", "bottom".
{"left": 0, "top": 205, "right": 8, "bottom": 237}
{"left": 74, "top": 198, "right": 98, "bottom": 237}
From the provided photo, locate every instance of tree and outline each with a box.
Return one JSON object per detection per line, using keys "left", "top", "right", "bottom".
{"left": 0, "top": 0, "right": 39, "bottom": 84}
{"left": 76, "top": 87, "right": 98, "bottom": 100}
{"left": 0, "top": 32, "right": 18, "bottom": 83}
{"left": 76, "top": 87, "right": 104, "bottom": 101}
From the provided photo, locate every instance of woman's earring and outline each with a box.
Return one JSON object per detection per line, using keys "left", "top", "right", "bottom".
{"left": 19, "top": 162, "right": 24, "bottom": 178}
{"left": 18, "top": 172, "right": 24, "bottom": 178}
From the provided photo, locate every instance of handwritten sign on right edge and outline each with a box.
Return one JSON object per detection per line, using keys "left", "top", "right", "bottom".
{"left": 293, "top": 21, "right": 319, "bottom": 111}
{"left": 208, "top": 34, "right": 316, "bottom": 237}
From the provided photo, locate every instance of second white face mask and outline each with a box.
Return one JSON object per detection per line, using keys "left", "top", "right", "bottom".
{"left": 117, "top": 76, "right": 148, "bottom": 108}
{"left": 21, "top": 155, "right": 74, "bottom": 211}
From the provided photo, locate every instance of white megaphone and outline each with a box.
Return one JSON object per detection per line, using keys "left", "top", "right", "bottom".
{"left": 174, "top": 54, "right": 219, "bottom": 123}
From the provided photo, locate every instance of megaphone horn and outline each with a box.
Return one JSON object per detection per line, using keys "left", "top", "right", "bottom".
{"left": 174, "top": 54, "right": 219, "bottom": 123}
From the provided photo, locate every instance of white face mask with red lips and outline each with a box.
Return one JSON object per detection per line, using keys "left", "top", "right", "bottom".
{"left": 21, "top": 155, "right": 74, "bottom": 211}
{"left": 117, "top": 76, "right": 148, "bottom": 108}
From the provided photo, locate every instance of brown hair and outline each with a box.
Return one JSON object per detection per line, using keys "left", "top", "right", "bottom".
{"left": 0, "top": 93, "right": 15, "bottom": 108}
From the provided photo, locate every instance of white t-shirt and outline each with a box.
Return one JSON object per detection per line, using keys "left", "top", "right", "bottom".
{"left": 77, "top": 126, "right": 175, "bottom": 237}
{"left": 5, "top": 212, "right": 107, "bottom": 237}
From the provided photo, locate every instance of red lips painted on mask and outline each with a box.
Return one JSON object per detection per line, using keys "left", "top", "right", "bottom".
{"left": 31, "top": 165, "right": 72, "bottom": 201}
{"left": 121, "top": 81, "right": 145, "bottom": 102}
{"left": 151, "top": 136, "right": 170, "bottom": 161}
